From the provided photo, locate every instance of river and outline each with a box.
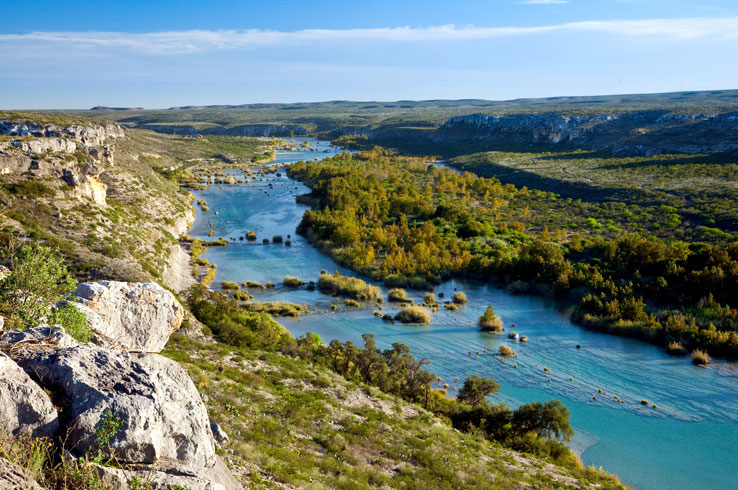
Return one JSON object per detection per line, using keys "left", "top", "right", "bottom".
{"left": 188, "top": 138, "right": 738, "bottom": 490}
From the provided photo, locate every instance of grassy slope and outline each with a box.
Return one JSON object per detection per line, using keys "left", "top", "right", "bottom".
{"left": 0, "top": 114, "right": 272, "bottom": 283}
{"left": 0, "top": 113, "right": 630, "bottom": 489}
{"left": 163, "top": 334, "right": 625, "bottom": 490}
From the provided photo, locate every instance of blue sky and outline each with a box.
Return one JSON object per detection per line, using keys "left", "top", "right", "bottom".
{"left": 1, "top": 0, "right": 737, "bottom": 108}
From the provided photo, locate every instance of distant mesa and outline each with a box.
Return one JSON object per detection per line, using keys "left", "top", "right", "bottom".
{"left": 89, "top": 106, "right": 143, "bottom": 111}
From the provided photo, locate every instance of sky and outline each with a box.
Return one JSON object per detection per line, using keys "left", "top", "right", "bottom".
{"left": 1, "top": 0, "right": 737, "bottom": 109}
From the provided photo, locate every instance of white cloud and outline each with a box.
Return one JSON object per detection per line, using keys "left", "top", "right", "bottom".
{"left": 1, "top": 17, "right": 736, "bottom": 55}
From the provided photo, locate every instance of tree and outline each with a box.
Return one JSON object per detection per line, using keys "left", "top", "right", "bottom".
{"left": 0, "top": 242, "right": 77, "bottom": 328}
{"left": 457, "top": 374, "right": 500, "bottom": 408}
{"left": 512, "top": 400, "right": 574, "bottom": 441}
{"left": 479, "top": 305, "right": 503, "bottom": 332}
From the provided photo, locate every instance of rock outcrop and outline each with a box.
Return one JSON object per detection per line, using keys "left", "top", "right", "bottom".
{"left": 0, "top": 281, "right": 243, "bottom": 489}
{"left": 0, "top": 458, "right": 44, "bottom": 490}
{"left": 435, "top": 111, "right": 738, "bottom": 155}
{"left": 3, "top": 327, "right": 216, "bottom": 469}
{"left": 0, "top": 119, "right": 125, "bottom": 205}
{"left": 95, "top": 457, "right": 242, "bottom": 490}
{"left": 136, "top": 123, "right": 308, "bottom": 137}
{"left": 0, "top": 121, "right": 125, "bottom": 146}
{"left": 66, "top": 281, "right": 184, "bottom": 352}
{"left": 0, "top": 352, "right": 59, "bottom": 440}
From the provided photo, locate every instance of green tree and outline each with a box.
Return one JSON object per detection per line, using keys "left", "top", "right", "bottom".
{"left": 512, "top": 400, "right": 574, "bottom": 441}
{"left": 457, "top": 374, "right": 500, "bottom": 408}
{"left": 0, "top": 243, "right": 77, "bottom": 328}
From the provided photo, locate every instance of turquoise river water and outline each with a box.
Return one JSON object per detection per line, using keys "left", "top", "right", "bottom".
{"left": 189, "top": 139, "right": 738, "bottom": 490}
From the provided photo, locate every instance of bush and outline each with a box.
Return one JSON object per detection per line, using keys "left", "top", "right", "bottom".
{"left": 5, "top": 180, "right": 55, "bottom": 198}
{"left": 50, "top": 303, "right": 90, "bottom": 343}
{"left": 317, "top": 271, "right": 380, "bottom": 300}
{"left": 499, "top": 344, "right": 514, "bottom": 356}
{"left": 244, "top": 301, "right": 305, "bottom": 317}
{"left": 0, "top": 243, "right": 77, "bottom": 328}
{"left": 691, "top": 349, "right": 710, "bottom": 365}
{"left": 394, "top": 305, "right": 431, "bottom": 324}
{"left": 479, "top": 305, "right": 503, "bottom": 333}
{"left": 246, "top": 231, "right": 257, "bottom": 241}
{"left": 344, "top": 299, "right": 360, "bottom": 307}
{"left": 272, "top": 235, "right": 283, "bottom": 243}
{"left": 221, "top": 281, "right": 240, "bottom": 290}
{"left": 388, "top": 288, "right": 408, "bottom": 302}
{"left": 423, "top": 292, "right": 436, "bottom": 305}
{"left": 666, "top": 341, "right": 687, "bottom": 355}
{"left": 283, "top": 276, "right": 303, "bottom": 287}
{"left": 452, "top": 292, "right": 468, "bottom": 305}
{"left": 188, "top": 285, "right": 292, "bottom": 350}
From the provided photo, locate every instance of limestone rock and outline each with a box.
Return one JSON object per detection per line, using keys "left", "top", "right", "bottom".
{"left": 210, "top": 422, "right": 229, "bottom": 445}
{"left": 0, "top": 325, "right": 78, "bottom": 350}
{"left": 0, "top": 457, "right": 44, "bottom": 490}
{"left": 7, "top": 342, "right": 215, "bottom": 469}
{"left": 67, "top": 281, "right": 184, "bottom": 352}
{"left": 0, "top": 351, "right": 59, "bottom": 439}
{"left": 95, "top": 457, "right": 242, "bottom": 490}
{"left": 11, "top": 137, "right": 77, "bottom": 155}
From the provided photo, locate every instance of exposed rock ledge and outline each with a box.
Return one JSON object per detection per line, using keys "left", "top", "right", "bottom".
{"left": 65, "top": 281, "right": 184, "bottom": 353}
{"left": 0, "top": 282, "right": 241, "bottom": 490}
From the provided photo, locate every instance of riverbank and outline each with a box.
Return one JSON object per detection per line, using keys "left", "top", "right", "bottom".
{"left": 185, "top": 138, "right": 738, "bottom": 490}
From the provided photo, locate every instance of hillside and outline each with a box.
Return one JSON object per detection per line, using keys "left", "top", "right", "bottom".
{"left": 0, "top": 112, "right": 626, "bottom": 489}
{"left": 0, "top": 112, "right": 274, "bottom": 286}
{"left": 47, "top": 90, "right": 738, "bottom": 156}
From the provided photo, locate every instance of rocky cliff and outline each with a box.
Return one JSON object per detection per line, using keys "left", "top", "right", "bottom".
{"left": 0, "top": 119, "right": 125, "bottom": 205}
{"left": 136, "top": 123, "right": 308, "bottom": 137}
{"left": 435, "top": 111, "right": 738, "bottom": 155}
{"left": 0, "top": 282, "right": 241, "bottom": 490}
{"left": 0, "top": 113, "right": 195, "bottom": 286}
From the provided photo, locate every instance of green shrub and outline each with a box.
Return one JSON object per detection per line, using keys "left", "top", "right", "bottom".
{"left": 666, "top": 341, "right": 687, "bottom": 355}
{"left": 221, "top": 281, "right": 240, "bottom": 290}
{"left": 5, "top": 180, "right": 55, "bottom": 198}
{"left": 423, "top": 292, "right": 436, "bottom": 305}
{"left": 283, "top": 276, "right": 304, "bottom": 287}
{"left": 499, "top": 344, "right": 514, "bottom": 356}
{"left": 452, "top": 292, "right": 468, "bottom": 305}
{"left": 188, "top": 285, "right": 292, "bottom": 350}
{"left": 0, "top": 243, "right": 77, "bottom": 328}
{"left": 244, "top": 301, "right": 305, "bottom": 317}
{"left": 479, "top": 305, "right": 503, "bottom": 333}
{"left": 50, "top": 303, "right": 90, "bottom": 343}
{"left": 387, "top": 288, "right": 408, "bottom": 302}
{"left": 317, "top": 271, "right": 380, "bottom": 300}
{"left": 344, "top": 299, "right": 360, "bottom": 307}
{"left": 394, "top": 305, "right": 431, "bottom": 324}
{"left": 190, "top": 238, "right": 206, "bottom": 261}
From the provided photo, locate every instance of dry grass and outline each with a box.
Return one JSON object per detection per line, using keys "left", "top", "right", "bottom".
{"left": 690, "top": 349, "right": 710, "bottom": 365}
